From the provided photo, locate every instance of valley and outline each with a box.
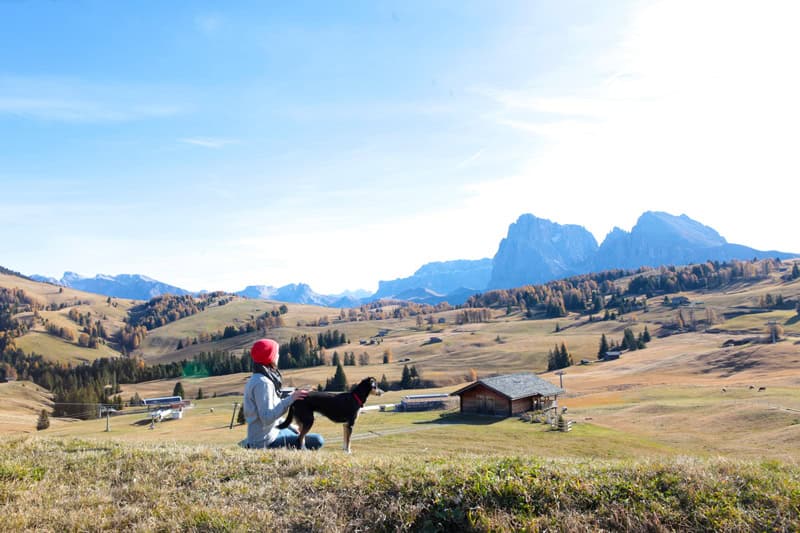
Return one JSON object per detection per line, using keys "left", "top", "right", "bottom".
{"left": 2, "top": 258, "right": 799, "bottom": 531}
{"left": 1, "top": 258, "right": 798, "bottom": 460}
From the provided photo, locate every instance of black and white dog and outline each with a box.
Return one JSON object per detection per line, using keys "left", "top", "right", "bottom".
{"left": 278, "top": 377, "right": 383, "bottom": 453}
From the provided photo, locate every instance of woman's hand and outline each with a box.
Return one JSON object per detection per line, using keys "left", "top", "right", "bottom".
{"left": 290, "top": 388, "right": 309, "bottom": 402}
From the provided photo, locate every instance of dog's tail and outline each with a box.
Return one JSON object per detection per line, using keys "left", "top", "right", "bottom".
{"left": 277, "top": 405, "right": 294, "bottom": 429}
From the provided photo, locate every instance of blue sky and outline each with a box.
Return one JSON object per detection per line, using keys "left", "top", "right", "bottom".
{"left": 2, "top": 1, "right": 798, "bottom": 294}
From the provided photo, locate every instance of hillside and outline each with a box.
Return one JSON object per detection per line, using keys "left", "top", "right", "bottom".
{"left": 0, "top": 272, "right": 136, "bottom": 364}
{"left": 149, "top": 258, "right": 800, "bottom": 386}
{"left": 0, "top": 381, "right": 53, "bottom": 433}
{"left": 139, "top": 298, "right": 382, "bottom": 362}
{"left": 3, "top": 259, "right": 800, "bottom": 383}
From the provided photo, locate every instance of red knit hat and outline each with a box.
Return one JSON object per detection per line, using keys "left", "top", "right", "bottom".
{"left": 251, "top": 338, "right": 279, "bottom": 366}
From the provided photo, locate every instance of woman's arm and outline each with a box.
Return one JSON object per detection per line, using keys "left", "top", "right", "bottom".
{"left": 253, "top": 377, "right": 294, "bottom": 427}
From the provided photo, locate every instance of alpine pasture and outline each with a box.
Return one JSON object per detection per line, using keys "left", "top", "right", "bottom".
{"left": 2, "top": 261, "right": 800, "bottom": 530}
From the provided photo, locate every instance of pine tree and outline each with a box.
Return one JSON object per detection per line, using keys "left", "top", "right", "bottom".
{"left": 548, "top": 343, "right": 572, "bottom": 371}
{"left": 621, "top": 328, "right": 638, "bottom": 351}
{"left": 197, "top": 388, "right": 204, "bottom": 400}
{"left": 409, "top": 365, "right": 420, "bottom": 388}
{"left": 130, "top": 392, "right": 142, "bottom": 406}
{"left": 559, "top": 342, "right": 572, "bottom": 368}
{"left": 547, "top": 346, "right": 558, "bottom": 371}
{"left": 236, "top": 403, "right": 245, "bottom": 425}
{"left": 173, "top": 381, "right": 185, "bottom": 399}
{"left": 379, "top": 374, "right": 390, "bottom": 391}
{"left": 401, "top": 364, "right": 412, "bottom": 388}
{"left": 326, "top": 362, "right": 348, "bottom": 391}
{"left": 598, "top": 334, "right": 609, "bottom": 360}
{"left": 36, "top": 409, "right": 50, "bottom": 431}
{"left": 592, "top": 293, "right": 604, "bottom": 313}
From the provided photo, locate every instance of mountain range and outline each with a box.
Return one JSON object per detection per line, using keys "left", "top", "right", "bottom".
{"left": 30, "top": 272, "right": 191, "bottom": 300}
{"left": 30, "top": 211, "right": 796, "bottom": 306}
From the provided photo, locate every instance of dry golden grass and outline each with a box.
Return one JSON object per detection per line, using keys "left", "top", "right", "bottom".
{"left": 14, "top": 331, "right": 121, "bottom": 363}
{"left": 3, "top": 436, "right": 798, "bottom": 532}
{"left": 0, "top": 381, "right": 53, "bottom": 433}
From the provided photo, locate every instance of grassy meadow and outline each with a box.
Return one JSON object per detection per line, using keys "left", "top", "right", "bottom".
{"left": 2, "top": 263, "right": 800, "bottom": 529}
{"left": 14, "top": 330, "right": 122, "bottom": 364}
{"left": 2, "top": 436, "right": 798, "bottom": 531}
{"left": 9, "top": 376, "right": 800, "bottom": 530}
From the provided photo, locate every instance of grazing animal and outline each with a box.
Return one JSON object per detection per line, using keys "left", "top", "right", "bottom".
{"left": 721, "top": 388, "right": 726, "bottom": 393}
{"left": 278, "top": 377, "right": 384, "bottom": 453}
{"left": 749, "top": 385, "right": 755, "bottom": 390}
{"left": 758, "top": 386, "right": 766, "bottom": 392}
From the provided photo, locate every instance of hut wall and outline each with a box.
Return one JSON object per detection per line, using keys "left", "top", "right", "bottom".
{"left": 510, "top": 397, "right": 534, "bottom": 415}
{"left": 459, "top": 385, "right": 509, "bottom": 416}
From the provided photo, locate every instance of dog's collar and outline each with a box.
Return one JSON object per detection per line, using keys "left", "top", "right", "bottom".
{"left": 352, "top": 392, "right": 363, "bottom": 407}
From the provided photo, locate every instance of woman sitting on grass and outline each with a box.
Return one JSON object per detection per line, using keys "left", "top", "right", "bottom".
{"left": 242, "top": 338, "right": 324, "bottom": 450}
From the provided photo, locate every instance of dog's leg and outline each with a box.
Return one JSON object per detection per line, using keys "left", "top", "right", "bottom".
{"left": 342, "top": 423, "right": 353, "bottom": 453}
{"left": 295, "top": 423, "right": 308, "bottom": 450}
{"left": 297, "top": 413, "right": 315, "bottom": 450}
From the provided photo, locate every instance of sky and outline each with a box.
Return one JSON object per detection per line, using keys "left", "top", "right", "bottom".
{"left": 2, "top": 1, "right": 798, "bottom": 295}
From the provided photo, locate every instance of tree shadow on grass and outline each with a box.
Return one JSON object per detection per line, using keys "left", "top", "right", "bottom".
{"left": 699, "top": 349, "right": 761, "bottom": 377}
{"left": 413, "top": 411, "right": 506, "bottom": 426}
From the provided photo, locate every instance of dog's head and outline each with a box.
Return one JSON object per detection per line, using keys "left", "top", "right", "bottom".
{"left": 367, "top": 376, "right": 384, "bottom": 396}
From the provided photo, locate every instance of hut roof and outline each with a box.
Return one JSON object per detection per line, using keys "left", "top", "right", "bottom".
{"left": 451, "top": 372, "right": 563, "bottom": 400}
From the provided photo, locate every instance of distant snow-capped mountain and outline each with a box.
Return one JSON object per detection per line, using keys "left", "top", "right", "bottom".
{"left": 30, "top": 272, "right": 191, "bottom": 300}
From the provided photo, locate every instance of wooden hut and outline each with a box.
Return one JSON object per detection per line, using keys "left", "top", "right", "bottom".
{"left": 450, "top": 373, "right": 564, "bottom": 417}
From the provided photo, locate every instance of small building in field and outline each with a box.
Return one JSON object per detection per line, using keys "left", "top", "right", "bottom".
{"left": 450, "top": 372, "right": 564, "bottom": 417}
{"left": 603, "top": 350, "right": 621, "bottom": 361}
{"left": 400, "top": 393, "right": 459, "bottom": 412}
{"left": 669, "top": 296, "right": 690, "bottom": 307}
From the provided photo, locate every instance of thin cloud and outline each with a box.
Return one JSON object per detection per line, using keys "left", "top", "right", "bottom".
{"left": 0, "top": 97, "right": 180, "bottom": 123}
{"left": 0, "top": 75, "right": 183, "bottom": 123}
{"left": 179, "top": 137, "right": 238, "bottom": 149}
{"left": 454, "top": 148, "right": 484, "bottom": 169}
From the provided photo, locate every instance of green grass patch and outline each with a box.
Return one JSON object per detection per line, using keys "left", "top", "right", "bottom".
{"left": 718, "top": 310, "right": 797, "bottom": 333}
